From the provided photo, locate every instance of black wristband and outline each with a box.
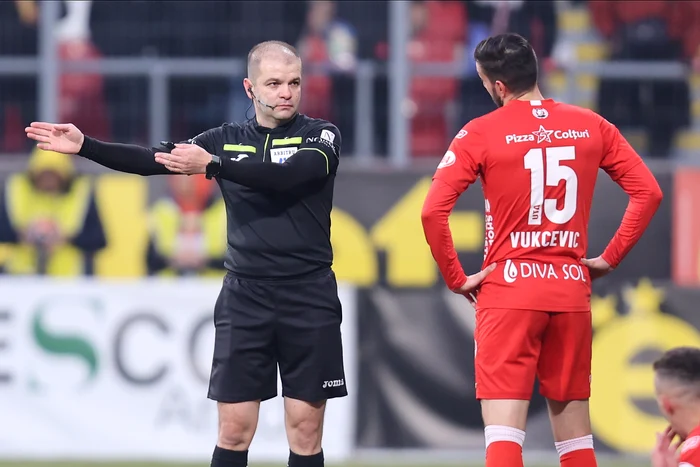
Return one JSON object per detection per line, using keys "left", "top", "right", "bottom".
{"left": 206, "top": 154, "right": 221, "bottom": 180}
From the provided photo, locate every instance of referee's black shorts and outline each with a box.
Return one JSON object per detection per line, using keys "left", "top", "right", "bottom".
{"left": 207, "top": 268, "right": 347, "bottom": 403}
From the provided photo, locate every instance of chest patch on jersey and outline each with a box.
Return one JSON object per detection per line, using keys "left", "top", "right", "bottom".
{"left": 270, "top": 147, "right": 298, "bottom": 164}
{"left": 272, "top": 137, "right": 302, "bottom": 147}
{"left": 223, "top": 144, "right": 256, "bottom": 153}
{"left": 682, "top": 436, "right": 700, "bottom": 454}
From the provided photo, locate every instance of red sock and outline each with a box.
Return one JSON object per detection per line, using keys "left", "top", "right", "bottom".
{"left": 560, "top": 448, "right": 597, "bottom": 467}
{"left": 486, "top": 441, "right": 523, "bottom": 467}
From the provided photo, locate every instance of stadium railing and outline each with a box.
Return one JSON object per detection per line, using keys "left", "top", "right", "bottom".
{"left": 0, "top": 56, "right": 689, "bottom": 165}
{"left": 0, "top": 0, "right": 692, "bottom": 168}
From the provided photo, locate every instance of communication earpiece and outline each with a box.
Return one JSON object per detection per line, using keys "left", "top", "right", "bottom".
{"left": 248, "top": 86, "right": 277, "bottom": 110}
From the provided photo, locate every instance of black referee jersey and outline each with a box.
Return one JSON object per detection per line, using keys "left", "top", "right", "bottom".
{"left": 77, "top": 113, "right": 341, "bottom": 279}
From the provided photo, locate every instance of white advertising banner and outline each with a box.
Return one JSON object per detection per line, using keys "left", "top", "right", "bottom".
{"left": 0, "top": 278, "right": 357, "bottom": 462}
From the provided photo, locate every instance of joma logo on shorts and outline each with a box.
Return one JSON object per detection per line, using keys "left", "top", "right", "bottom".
{"left": 322, "top": 379, "right": 345, "bottom": 388}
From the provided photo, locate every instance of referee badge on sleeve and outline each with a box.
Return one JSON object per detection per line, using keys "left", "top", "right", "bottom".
{"left": 320, "top": 129, "right": 336, "bottom": 143}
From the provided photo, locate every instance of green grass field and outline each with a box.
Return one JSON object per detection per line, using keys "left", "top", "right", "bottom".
{"left": 0, "top": 462, "right": 650, "bottom": 467}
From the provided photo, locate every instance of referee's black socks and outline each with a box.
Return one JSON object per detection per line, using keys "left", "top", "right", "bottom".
{"left": 288, "top": 449, "right": 324, "bottom": 467}
{"left": 211, "top": 445, "right": 248, "bottom": 467}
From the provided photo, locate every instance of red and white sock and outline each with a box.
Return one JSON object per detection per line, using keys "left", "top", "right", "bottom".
{"left": 484, "top": 425, "right": 526, "bottom": 467}
{"left": 555, "top": 434, "right": 597, "bottom": 467}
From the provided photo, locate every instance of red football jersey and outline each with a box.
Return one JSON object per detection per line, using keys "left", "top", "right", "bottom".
{"left": 425, "top": 98, "right": 660, "bottom": 312}
{"left": 679, "top": 426, "right": 700, "bottom": 466}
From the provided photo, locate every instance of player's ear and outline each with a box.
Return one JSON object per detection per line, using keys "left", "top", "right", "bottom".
{"left": 661, "top": 396, "right": 674, "bottom": 416}
{"left": 495, "top": 80, "right": 507, "bottom": 99}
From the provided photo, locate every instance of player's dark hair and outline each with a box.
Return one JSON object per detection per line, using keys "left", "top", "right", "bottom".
{"left": 473, "top": 33, "right": 538, "bottom": 95}
{"left": 653, "top": 347, "right": 700, "bottom": 385}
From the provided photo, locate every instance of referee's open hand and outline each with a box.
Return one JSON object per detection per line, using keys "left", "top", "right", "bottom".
{"left": 25, "top": 122, "right": 84, "bottom": 154}
{"left": 155, "top": 143, "right": 211, "bottom": 175}
{"left": 453, "top": 263, "right": 497, "bottom": 304}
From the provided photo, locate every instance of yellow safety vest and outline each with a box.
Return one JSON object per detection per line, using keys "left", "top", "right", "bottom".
{"left": 4, "top": 174, "right": 92, "bottom": 276}
{"left": 149, "top": 197, "right": 227, "bottom": 278}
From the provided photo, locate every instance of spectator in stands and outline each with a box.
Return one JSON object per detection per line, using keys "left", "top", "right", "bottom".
{"left": 146, "top": 174, "right": 226, "bottom": 277}
{"left": 682, "top": 2, "right": 700, "bottom": 74}
{"left": 89, "top": 0, "right": 152, "bottom": 143}
{"left": 401, "top": 0, "right": 465, "bottom": 156}
{"left": 590, "top": 1, "right": 691, "bottom": 158}
{"left": 368, "top": 1, "right": 467, "bottom": 157}
{"left": 297, "top": 0, "right": 358, "bottom": 122}
{"left": 0, "top": 0, "right": 38, "bottom": 153}
{"left": 57, "top": 0, "right": 111, "bottom": 142}
{"left": 0, "top": 1, "right": 110, "bottom": 151}
{"left": 0, "top": 148, "right": 106, "bottom": 276}
{"left": 460, "top": 0, "right": 558, "bottom": 124}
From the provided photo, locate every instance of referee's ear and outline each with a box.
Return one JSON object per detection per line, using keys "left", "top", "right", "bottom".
{"left": 243, "top": 78, "right": 254, "bottom": 99}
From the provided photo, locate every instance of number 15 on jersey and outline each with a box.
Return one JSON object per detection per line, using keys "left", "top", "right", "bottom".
{"left": 524, "top": 146, "right": 578, "bottom": 226}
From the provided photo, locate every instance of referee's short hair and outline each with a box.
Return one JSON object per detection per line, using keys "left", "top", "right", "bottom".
{"left": 247, "top": 41, "right": 301, "bottom": 79}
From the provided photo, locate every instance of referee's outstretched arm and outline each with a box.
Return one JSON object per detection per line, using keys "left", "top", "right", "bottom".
{"left": 80, "top": 135, "right": 175, "bottom": 176}
{"left": 26, "top": 120, "right": 341, "bottom": 191}
{"left": 26, "top": 121, "right": 177, "bottom": 176}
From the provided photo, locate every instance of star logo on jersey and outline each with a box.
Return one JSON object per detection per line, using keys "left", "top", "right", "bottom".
{"left": 532, "top": 125, "right": 554, "bottom": 143}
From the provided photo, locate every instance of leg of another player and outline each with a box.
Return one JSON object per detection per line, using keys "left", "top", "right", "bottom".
{"left": 212, "top": 401, "right": 261, "bottom": 467}
{"left": 481, "top": 399, "right": 529, "bottom": 467}
{"left": 285, "top": 397, "right": 327, "bottom": 467}
{"left": 547, "top": 399, "right": 597, "bottom": 467}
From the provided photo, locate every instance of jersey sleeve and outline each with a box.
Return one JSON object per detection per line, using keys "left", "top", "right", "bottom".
{"left": 599, "top": 116, "right": 643, "bottom": 180}
{"left": 299, "top": 122, "right": 341, "bottom": 175}
{"left": 431, "top": 124, "right": 485, "bottom": 193}
{"left": 78, "top": 136, "right": 172, "bottom": 176}
{"left": 596, "top": 116, "right": 663, "bottom": 268}
{"left": 187, "top": 126, "right": 222, "bottom": 155}
{"left": 421, "top": 123, "right": 487, "bottom": 291}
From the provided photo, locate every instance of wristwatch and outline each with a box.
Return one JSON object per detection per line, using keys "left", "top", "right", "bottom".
{"left": 205, "top": 154, "right": 221, "bottom": 180}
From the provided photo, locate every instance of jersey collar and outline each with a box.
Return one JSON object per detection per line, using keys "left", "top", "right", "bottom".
{"left": 253, "top": 112, "right": 300, "bottom": 134}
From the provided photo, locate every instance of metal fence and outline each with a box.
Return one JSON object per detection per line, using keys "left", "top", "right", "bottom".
{"left": 0, "top": 1, "right": 694, "bottom": 168}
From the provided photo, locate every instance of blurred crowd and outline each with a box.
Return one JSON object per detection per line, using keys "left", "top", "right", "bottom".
{"left": 0, "top": 147, "right": 226, "bottom": 277}
{"left": 1, "top": 0, "right": 697, "bottom": 158}
{"left": 1, "top": 0, "right": 699, "bottom": 277}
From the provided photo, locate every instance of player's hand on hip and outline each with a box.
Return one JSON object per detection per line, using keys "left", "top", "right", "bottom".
{"left": 452, "top": 263, "right": 497, "bottom": 304}
{"left": 25, "top": 122, "right": 84, "bottom": 154}
{"left": 155, "top": 143, "right": 210, "bottom": 175}
{"left": 581, "top": 256, "right": 613, "bottom": 281}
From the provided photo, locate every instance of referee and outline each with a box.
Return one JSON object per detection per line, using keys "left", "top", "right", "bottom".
{"left": 26, "top": 40, "right": 346, "bottom": 467}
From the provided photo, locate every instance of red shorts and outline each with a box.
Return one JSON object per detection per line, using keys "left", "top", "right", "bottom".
{"left": 474, "top": 308, "right": 592, "bottom": 401}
